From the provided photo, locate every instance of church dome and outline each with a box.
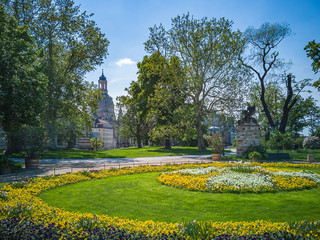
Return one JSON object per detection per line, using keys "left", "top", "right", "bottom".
{"left": 99, "top": 70, "right": 107, "bottom": 81}
{"left": 99, "top": 73, "right": 106, "bottom": 81}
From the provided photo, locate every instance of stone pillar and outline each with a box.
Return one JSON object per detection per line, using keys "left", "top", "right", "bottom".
{"left": 236, "top": 121, "right": 260, "bottom": 157}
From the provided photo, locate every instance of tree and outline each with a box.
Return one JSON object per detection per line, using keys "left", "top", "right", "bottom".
{"left": 241, "top": 22, "right": 310, "bottom": 134}
{"left": 285, "top": 97, "right": 320, "bottom": 135}
{"left": 145, "top": 13, "right": 248, "bottom": 150}
{"left": 56, "top": 82, "right": 102, "bottom": 148}
{"left": 305, "top": 40, "right": 320, "bottom": 90}
{"left": 139, "top": 53, "right": 187, "bottom": 149}
{"left": 2, "top": 0, "right": 109, "bottom": 148}
{"left": 0, "top": 5, "right": 47, "bottom": 154}
{"left": 116, "top": 94, "right": 147, "bottom": 148}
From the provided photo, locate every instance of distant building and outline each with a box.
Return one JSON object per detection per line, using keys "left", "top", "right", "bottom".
{"left": 94, "top": 70, "right": 116, "bottom": 123}
{"left": 90, "top": 71, "right": 117, "bottom": 149}
{"left": 91, "top": 119, "right": 114, "bottom": 150}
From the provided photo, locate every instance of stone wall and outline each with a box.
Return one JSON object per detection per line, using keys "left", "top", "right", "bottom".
{"left": 236, "top": 122, "right": 260, "bottom": 157}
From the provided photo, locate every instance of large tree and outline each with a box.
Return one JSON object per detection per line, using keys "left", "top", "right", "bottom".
{"left": 2, "top": 0, "right": 109, "bottom": 148}
{"left": 305, "top": 40, "right": 320, "bottom": 90}
{"left": 0, "top": 5, "right": 47, "bottom": 153}
{"left": 144, "top": 54, "right": 187, "bottom": 149}
{"left": 241, "top": 22, "right": 310, "bottom": 135}
{"left": 145, "top": 13, "right": 248, "bottom": 150}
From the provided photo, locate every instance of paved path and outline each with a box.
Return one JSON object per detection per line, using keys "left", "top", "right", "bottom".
{"left": 0, "top": 150, "right": 236, "bottom": 183}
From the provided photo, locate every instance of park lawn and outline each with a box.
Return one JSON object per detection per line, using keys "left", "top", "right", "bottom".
{"left": 222, "top": 149, "right": 320, "bottom": 162}
{"left": 40, "top": 170, "right": 320, "bottom": 223}
{"left": 268, "top": 149, "right": 320, "bottom": 161}
{"left": 36, "top": 146, "right": 213, "bottom": 159}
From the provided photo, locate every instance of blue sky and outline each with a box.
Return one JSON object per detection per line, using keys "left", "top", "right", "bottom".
{"left": 74, "top": 0, "right": 320, "bottom": 105}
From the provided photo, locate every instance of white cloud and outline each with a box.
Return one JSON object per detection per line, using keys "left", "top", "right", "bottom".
{"left": 116, "top": 58, "right": 136, "bottom": 67}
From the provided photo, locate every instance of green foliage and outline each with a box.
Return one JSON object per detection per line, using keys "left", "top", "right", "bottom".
{"left": 248, "top": 151, "right": 261, "bottom": 161}
{"left": 0, "top": 156, "right": 22, "bottom": 174}
{"left": 268, "top": 131, "right": 296, "bottom": 150}
{"left": 287, "top": 96, "right": 320, "bottom": 135}
{"left": 305, "top": 40, "right": 320, "bottom": 90}
{"left": 2, "top": 0, "right": 109, "bottom": 149}
{"left": 17, "top": 127, "right": 49, "bottom": 159}
{"left": 242, "top": 145, "right": 267, "bottom": 159}
{"left": 303, "top": 136, "right": 320, "bottom": 149}
{"left": 0, "top": 5, "right": 48, "bottom": 153}
{"left": 315, "top": 127, "right": 320, "bottom": 138}
{"left": 243, "top": 23, "right": 310, "bottom": 135}
{"left": 0, "top": 155, "right": 14, "bottom": 167}
{"left": 229, "top": 165, "right": 256, "bottom": 173}
{"left": 90, "top": 138, "right": 104, "bottom": 151}
{"left": 145, "top": 13, "right": 248, "bottom": 150}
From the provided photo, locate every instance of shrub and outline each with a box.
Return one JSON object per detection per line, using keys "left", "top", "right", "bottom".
{"left": 205, "top": 134, "right": 224, "bottom": 154}
{"left": 249, "top": 151, "right": 261, "bottom": 161}
{"left": 242, "top": 145, "right": 266, "bottom": 159}
{"left": 303, "top": 136, "right": 320, "bottom": 149}
{"left": 268, "top": 131, "right": 295, "bottom": 150}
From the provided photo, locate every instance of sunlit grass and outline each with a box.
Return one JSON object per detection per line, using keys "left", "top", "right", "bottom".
{"left": 40, "top": 168, "right": 320, "bottom": 223}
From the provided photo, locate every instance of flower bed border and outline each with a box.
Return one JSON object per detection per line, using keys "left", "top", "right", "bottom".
{"left": 1, "top": 162, "right": 320, "bottom": 239}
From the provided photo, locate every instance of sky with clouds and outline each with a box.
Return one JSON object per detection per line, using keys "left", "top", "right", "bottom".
{"left": 73, "top": 0, "right": 320, "bottom": 107}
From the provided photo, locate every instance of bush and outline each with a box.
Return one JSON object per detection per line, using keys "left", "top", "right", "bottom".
{"left": 303, "top": 136, "right": 320, "bottom": 149}
{"left": 268, "top": 131, "right": 295, "bottom": 150}
{"left": 249, "top": 151, "right": 261, "bottom": 161}
{"left": 242, "top": 145, "right": 266, "bottom": 159}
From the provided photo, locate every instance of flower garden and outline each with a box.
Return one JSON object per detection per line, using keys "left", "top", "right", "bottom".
{"left": 1, "top": 162, "right": 320, "bottom": 239}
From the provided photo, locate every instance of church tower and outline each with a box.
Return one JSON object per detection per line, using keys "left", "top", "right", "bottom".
{"left": 95, "top": 70, "right": 116, "bottom": 123}
{"left": 98, "top": 70, "right": 108, "bottom": 93}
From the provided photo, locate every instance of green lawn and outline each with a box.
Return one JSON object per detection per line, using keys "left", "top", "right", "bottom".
{"left": 31, "top": 146, "right": 212, "bottom": 159}
{"left": 40, "top": 168, "right": 320, "bottom": 223}
{"left": 268, "top": 149, "right": 320, "bottom": 161}
{"left": 222, "top": 149, "right": 320, "bottom": 162}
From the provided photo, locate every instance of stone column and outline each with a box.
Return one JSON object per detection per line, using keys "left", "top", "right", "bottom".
{"left": 236, "top": 121, "right": 260, "bottom": 157}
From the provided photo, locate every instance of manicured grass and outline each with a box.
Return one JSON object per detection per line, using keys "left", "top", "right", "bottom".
{"left": 222, "top": 149, "right": 320, "bottom": 162}
{"left": 268, "top": 149, "right": 320, "bottom": 161}
{"left": 40, "top": 168, "right": 320, "bottom": 223}
{"left": 4, "top": 146, "right": 211, "bottom": 159}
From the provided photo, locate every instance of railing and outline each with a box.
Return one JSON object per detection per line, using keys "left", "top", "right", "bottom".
{"left": 0, "top": 158, "right": 212, "bottom": 183}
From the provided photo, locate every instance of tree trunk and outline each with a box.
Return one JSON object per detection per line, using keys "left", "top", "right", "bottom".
{"left": 279, "top": 74, "right": 297, "bottom": 134}
{"left": 164, "top": 138, "right": 171, "bottom": 149}
{"left": 136, "top": 125, "right": 142, "bottom": 148}
{"left": 195, "top": 116, "right": 206, "bottom": 151}
{"left": 259, "top": 78, "right": 276, "bottom": 129}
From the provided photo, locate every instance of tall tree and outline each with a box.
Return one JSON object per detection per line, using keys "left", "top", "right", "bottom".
{"left": 0, "top": 5, "right": 47, "bottom": 153}
{"left": 145, "top": 13, "right": 248, "bottom": 150}
{"left": 2, "top": 0, "right": 109, "bottom": 148}
{"left": 146, "top": 54, "right": 187, "bottom": 149}
{"left": 305, "top": 40, "right": 320, "bottom": 90}
{"left": 116, "top": 93, "right": 147, "bottom": 148}
{"left": 241, "top": 22, "right": 310, "bottom": 134}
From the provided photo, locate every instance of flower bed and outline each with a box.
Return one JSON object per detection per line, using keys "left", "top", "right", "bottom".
{"left": 0, "top": 162, "right": 320, "bottom": 239}
{"left": 157, "top": 164, "right": 320, "bottom": 193}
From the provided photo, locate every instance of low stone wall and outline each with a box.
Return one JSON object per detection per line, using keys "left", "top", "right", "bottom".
{"left": 236, "top": 121, "right": 260, "bottom": 157}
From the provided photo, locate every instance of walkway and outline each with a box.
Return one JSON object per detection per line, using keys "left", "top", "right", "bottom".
{"left": 0, "top": 152, "right": 236, "bottom": 183}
